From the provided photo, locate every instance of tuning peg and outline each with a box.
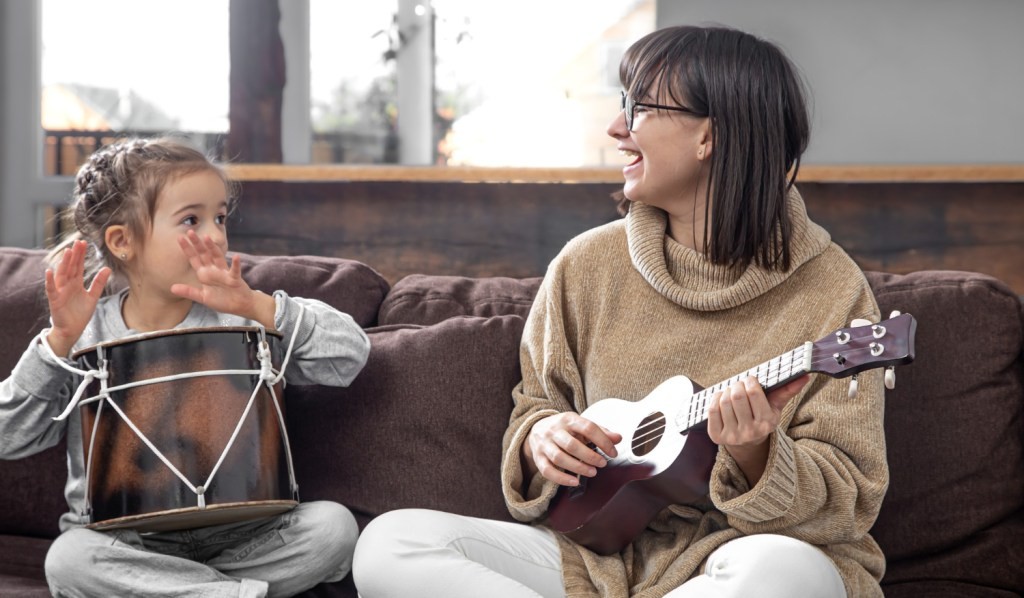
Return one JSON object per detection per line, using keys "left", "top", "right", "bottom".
{"left": 848, "top": 374, "right": 858, "bottom": 399}
{"left": 885, "top": 366, "right": 896, "bottom": 390}
{"left": 889, "top": 310, "right": 902, "bottom": 319}
{"left": 851, "top": 318, "right": 872, "bottom": 328}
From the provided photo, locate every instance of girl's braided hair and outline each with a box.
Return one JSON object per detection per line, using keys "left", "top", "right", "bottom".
{"left": 48, "top": 136, "right": 236, "bottom": 284}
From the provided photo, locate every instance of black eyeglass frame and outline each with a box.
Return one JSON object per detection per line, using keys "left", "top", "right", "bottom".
{"left": 620, "top": 90, "right": 702, "bottom": 131}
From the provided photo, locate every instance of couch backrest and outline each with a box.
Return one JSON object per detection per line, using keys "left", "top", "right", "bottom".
{"left": 865, "top": 270, "right": 1024, "bottom": 591}
{"left": 0, "top": 249, "right": 66, "bottom": 538}
{"left": 378, "top": 274, "right": 542, "bottom": 326}
{"left": 283, "top": 274, "right": 544, "bottom": 527}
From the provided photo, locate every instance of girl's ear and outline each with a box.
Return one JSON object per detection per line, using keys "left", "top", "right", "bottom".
{"left": 104, "top": 225, "right": 132, "bottom": 261}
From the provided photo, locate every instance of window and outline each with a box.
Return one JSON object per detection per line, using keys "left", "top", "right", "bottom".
{"left": 41, "top": 0, "right": 229, "bottom": 175}
{"left": 309, "top": 0, "right": 655, "bottom": 166}
{"left": 39, "top": 0, "right": 654, "bottom": 173}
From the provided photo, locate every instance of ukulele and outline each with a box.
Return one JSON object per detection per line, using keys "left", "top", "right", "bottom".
{"left": 546, "top": 313, "right": 917, "bottom": 555}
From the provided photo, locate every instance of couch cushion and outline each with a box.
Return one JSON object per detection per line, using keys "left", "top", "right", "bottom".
{"left": 0, "top": 534, "right": 52, "bottom": 597}
{"left": 0, "top": 248, "right": 68, "bottom": 540}
{"left": 285, "top": 315, "right": 525, "bottom": 527}
{"left": 865, "top": 270, "right": 1024, "bottom": 594}
{"left": 0, "top": 248, "right": 49, "bottom": 380}
{"left": 239, "top": 253, "right": 389, "bottom": 328}
{"left": 379, "top": 274, "right": 541, "bottom": 326}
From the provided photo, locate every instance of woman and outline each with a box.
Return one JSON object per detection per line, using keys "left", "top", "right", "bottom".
{"left": 354, "top": 25, "right": 887, "bottom": 598}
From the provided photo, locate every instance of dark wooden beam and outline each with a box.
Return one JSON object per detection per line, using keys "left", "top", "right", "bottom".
{"left": 228, "top": 0, "right": 284, "bottom": 162}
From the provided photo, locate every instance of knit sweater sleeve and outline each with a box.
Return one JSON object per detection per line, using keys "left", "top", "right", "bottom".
{"left": 708, "top": 273, "right": 889, "bottom": 545}
{"left": 501, "top": 257, "right": 586, "bottom": 522}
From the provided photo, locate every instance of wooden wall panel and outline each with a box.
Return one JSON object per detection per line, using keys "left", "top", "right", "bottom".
{"left": 229, "top": 179, "right": 1024, "bottom": 295}
{"left": 229, "top": 181, "right": 623, "bottom": 283}
{"left": 800, "top": 182, "right": 1024, "bottom": 294}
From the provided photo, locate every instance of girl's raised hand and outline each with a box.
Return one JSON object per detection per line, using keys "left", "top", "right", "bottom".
{"left": 45, "top": 240, "right": 111, "bottom": 357}
{"left": 171, "top": 230, "right": 275, "bottom": 327}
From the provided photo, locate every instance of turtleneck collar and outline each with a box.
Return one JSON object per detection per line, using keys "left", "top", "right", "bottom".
{"left": 626, "top": 188, "right": 832, "bottom": 311}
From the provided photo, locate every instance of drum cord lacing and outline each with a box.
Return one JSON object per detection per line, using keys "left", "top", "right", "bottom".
{"left": 42, "top": 304, "right": 306, "bottom": 515}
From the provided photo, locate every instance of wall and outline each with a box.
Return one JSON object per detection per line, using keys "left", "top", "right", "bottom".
{"left": 657, "top": 0, "right": 1024, "bottom": 164}
{"left": 226, "top": 170, "right": 1024, "bottom": 295}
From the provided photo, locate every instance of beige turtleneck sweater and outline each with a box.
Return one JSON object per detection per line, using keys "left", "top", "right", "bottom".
{"left": 501, "top": 190, "right": 888, "bottom": 597}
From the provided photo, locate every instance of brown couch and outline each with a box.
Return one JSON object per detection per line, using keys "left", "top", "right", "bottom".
{"left": 1, "top": 247, "right": 1021, "bottom": 597}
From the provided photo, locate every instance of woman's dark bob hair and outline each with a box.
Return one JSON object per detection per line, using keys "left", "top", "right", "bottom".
{"left": 619, "top": 25, "right": 810, "bottom": 272}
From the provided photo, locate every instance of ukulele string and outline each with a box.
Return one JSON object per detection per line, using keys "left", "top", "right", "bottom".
{"left": 629, "top": 342, "right": 891, "bottom": 453}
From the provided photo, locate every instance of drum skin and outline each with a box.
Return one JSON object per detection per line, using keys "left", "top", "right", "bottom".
{"left": 73, "top": 327, "right": 296, "bottom": 532}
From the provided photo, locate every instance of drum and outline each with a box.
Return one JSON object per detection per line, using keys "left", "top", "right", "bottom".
{"left": 71, "top": 327, "right": 298, "bottom": 532}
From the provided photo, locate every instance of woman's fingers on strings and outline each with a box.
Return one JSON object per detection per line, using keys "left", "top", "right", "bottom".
{"left": 556, "top": 432, "right": 603, "bottom": 473}
{"left": 728, "top": 380, "right": 756, "bottom": 424}
{"left": 766, "top": 374, "right": 810, "bottom": 411}
{"left": 707, "top": 390, "right": 724, "bottom": 439}
{"left": 538, "top": 454, "right": 580, "bottom": 487}
{"left": 569, "top": 417, "right": 618, "bottom": 459}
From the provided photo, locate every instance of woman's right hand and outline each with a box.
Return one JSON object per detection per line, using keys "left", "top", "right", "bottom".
{"left": 523, "top": 412, "right": 622, "bottom": 487}
{"left": 44, "top": 240, "right": 111, "bottom": 357}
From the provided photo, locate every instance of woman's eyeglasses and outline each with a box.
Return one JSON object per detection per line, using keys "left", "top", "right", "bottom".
{"left": 620, "top": 90, "right": 701, "bottom": 131}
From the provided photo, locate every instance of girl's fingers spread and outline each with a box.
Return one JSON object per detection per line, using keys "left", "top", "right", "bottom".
{"left": 170, "top": 283, "right": 202, "bottom": 302}
{"left": 44, "top": 268, "right": 57, "bottom": 297}
{"left": 185, "top": 231, "right": 208, "bottom": 263}
{"left": 204, "top": 235, "right": 220, "bottom": 254}
{"left": 178, "top": 235, "right": 199, "bottom": 258}
{"left": 87, "top": 268, "right": 112, "bottom": 298}
{"left": 56, "top": 248, "right": 70, "bottom": 278}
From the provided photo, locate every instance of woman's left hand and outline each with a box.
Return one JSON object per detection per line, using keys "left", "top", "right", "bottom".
{"left": 171, "top": 230, "right": 276, "bottom": 327}
{"left": 707, "top": 374, "right": 809, "bottom": 485}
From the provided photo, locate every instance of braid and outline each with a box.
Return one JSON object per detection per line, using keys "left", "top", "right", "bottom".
{"left": 49, "top": 136, "right": 233, "bottom": 287}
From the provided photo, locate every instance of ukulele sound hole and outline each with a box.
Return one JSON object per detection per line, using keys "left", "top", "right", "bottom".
{"left": 632, "top": 412, "right": 667, "bottom": 457}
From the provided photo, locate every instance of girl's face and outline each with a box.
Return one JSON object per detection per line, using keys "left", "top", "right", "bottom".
{"left": 607, "top": 83, "right": 711, "bottom": 214}
{"left": 132, "top": 169, "right": 229, "bottom": 299}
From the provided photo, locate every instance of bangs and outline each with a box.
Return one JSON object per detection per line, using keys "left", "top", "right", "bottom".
{"left": 619, "top": 26, "right": 706, "bottom": 114}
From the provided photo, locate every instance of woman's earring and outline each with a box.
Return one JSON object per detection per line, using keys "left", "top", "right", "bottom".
{"left": 698, "top": 148, "right": 704, "bottom": 159}
{"left": 120, "top": 253, "right": 127, "bottom": 261}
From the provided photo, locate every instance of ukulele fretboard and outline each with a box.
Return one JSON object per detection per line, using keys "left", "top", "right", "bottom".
{"left": 677, "top": 341, "right": 813, "bottom": 431}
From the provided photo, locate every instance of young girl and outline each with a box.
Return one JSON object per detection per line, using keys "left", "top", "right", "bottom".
{"left": 353, "top": 26, "right": 886, "bottom": 598}
{"left": 0, "top": 137, "right": 371, "bottom": 597}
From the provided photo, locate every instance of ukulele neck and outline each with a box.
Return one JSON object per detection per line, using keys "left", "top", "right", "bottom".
{"left": 678, "top": 341, "right": 812, "bottom": 432}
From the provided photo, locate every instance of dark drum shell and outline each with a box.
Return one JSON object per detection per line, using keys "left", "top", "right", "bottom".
{"left": 72, "top": 327, "right": 296, "bottom": 532}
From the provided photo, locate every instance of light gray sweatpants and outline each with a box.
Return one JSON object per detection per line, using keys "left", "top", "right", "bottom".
{"left": 353, "top": 508, "right": 848, "bottom": 598}
{"left": 45, "top": 501, "right": 358, "bottom": 598}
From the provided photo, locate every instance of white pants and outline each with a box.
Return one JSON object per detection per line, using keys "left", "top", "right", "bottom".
{"left": 353, "top": 509, "right": 847, "bottom": 598}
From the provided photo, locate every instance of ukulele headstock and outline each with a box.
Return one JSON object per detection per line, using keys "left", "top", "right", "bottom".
{"left": 812, "top": 313, "right": 916, "bottom": 378}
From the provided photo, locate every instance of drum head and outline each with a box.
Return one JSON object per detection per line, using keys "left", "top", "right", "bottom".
{"left": 87, "top": 500, "right": 299, "bottom": 533}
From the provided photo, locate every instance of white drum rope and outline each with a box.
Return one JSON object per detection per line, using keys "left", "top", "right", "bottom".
{"left": 40, "top": 305, "right": 306, "bottom": 514}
